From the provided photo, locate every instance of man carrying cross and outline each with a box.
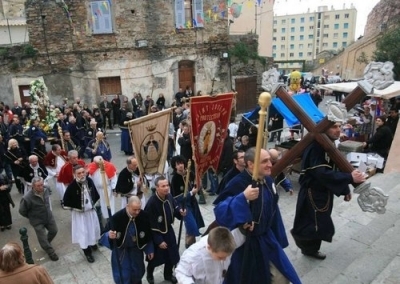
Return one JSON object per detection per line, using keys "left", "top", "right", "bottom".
{"left": 291, "top": 122, "right": 366, "bottom": 259}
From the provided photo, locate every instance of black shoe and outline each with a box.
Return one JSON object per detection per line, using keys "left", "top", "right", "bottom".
{"left": 6, "top": 225, "right": 11, "bottom": 230}
{"left": 164, "top": 275, "right": 177, "bottom": 284}
{"left": 0, "top": 227, "right": 5, "bottom": 232}
{"left": 146, "top": 275, "right": 154, "bottom": 284}
{"left": 49, "top": 253, "right": 59, "bottom": 261}
{"left": 85, "top": 254, "right": 95, "bottom": 263}
{"left": 90, "top": 244, "right": 98, "bottom": 251}
{"left": 303, "top": 251, "right": 326, "bottom": 260}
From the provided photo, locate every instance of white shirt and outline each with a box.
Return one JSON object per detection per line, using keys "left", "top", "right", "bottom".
{"left": 175, "top": 228, "right": 245, "bottom": 284}
{"left": 228, "top": 122, "right": 238, "bottom": 138}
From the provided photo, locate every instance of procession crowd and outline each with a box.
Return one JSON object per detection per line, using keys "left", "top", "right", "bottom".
{"left": 0, "top": 89, "right": 390, "bottom": 284}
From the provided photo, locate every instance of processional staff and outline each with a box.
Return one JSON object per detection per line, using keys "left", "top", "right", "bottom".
{"left": 240, "top": 92, "right": 272, "bottom": 284}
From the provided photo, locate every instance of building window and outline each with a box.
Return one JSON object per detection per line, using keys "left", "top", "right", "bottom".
{"left": 322, "top": 43, "right": 328, "bottom": 47}
{"left": 281, "top": 28, "right": 286, "bottom": 33}
{"left": 273, "top": 45, "right": 276, "bottom": 50}
{"left": 273, "top": 20, "right": 277, "bottom": 25}
{"left": 299, "top": 44, "right": 304, "bottom": 49}
{"left": 300, "top": 26, "right": 304, "bottom": 32}
{"left": 281, "top": 44, "right": 285, "bottom": 49}
{"left": 323, "top": 33, "right": 328, "bottom": 38}
{"left": 291, "top": 18, "right": 295, "bottom": 24}
{"left": 334, "top": 23, "right": 339, "bottom": 29}
{"left": 333, "top": 42, "right": 338, "bottom": 48}
{"left": 343, "top": 32, "right": 348, "bottom": 38}
{"left": 291, "top": 27, "right": 295, "bottom": 32}
{"left": 345, "top": 13, "right": 349, "bottom": 18}
{"left": 300, "top": 35, "right": 304, "bottom": 40}
{"left": 280, "top": 53, "right": 285, "bottom": 57}
{"left": 273, "top": 53, "right": 276, "bottom": 58}
{"left": 308, "top": 34, "right": 313, "bottom": 39}
{"left": 300, "top": 17, "right": 305, "bottom": 23}
{"left": 324, "top": 15, "right": 329, "bottom": 20}
{"left": 290, "top": 36, "right": 295, "bottom": 41}
{"left": 90, "top": 1, "right": 113, "bottom": 34}
{"left": 175, "top": 0, "right": 204, "bottom": 29}
{"left": 309, "top": 16, "right": 314, "bottom": 21}
{"left": 273, "top": 37, "right": 276, "bottom": 41}
{"left": 342, "top": 42, "right": 347, "bottom": 47}
{"left": 289, "top": 53, "right": 294, "bottom": 57}
{"left": 333, "top": 33, "right": 338, "bottom": 38}
{"left": 281, "top": 36, "right": 286, "bottom": 40}
{"left": 335, "top": 14, "right": 340, "bottom": 19}
{"left": 344, "top": 23, "right": 349, "bottom": 29}
{"left": 316, "top": 48, "right": 319, "bottom": 54}
{"left": 307, "top": 52, "right": 312, "bottom": 56}
{"left": 290, "top": 44, "right": 294, "bottom": 49}
{"left": 273, "top": 28, "right": 277, "bottom": 33}
{"left": 308, "top": 43, "right": 312, "bottom": 48}
{"left": 309, "top": 26, "right": 314, "bottom": 30}
{"left": 299, "top": 52, "right": 303, "bottom": 57}
{"left": 324, "top": 24, "right": 329, "bottom": 28}
{"left": 282, "top": 19, "right": 286, "bottom": 24}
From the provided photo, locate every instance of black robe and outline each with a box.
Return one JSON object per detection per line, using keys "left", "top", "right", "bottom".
{"left": 144, "top": 192, "right": 182, "bottom": 266}
{"left": 63, "top": 177, "right": 100, "bottom": 211}
{"left": 292, "top": 141, "right": 352, "bottom": 242}
{"left": 22, "top": 163, "right": 48, "bottom": 183}
{"left": 105, "top": 208, "right": 152, "bottom": 249}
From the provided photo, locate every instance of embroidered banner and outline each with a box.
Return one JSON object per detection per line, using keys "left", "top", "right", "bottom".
{"left": 190, "top": 93, "right": 234, "bottom": 184}
{"left": 126, "top": 108, "right": 172, "bottom": 175}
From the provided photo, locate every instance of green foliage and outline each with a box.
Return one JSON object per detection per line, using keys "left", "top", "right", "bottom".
{"left": 23, "top": 44, "right": 37, "bottom": 57}
{"left": 229, "top": 42, "right": 266, "bottom": 65}
{"left": 373, "top": 25, "right": 400, "bottom": 80}
{"left": 0, "top": 47, "right": 9, "bottom": 58}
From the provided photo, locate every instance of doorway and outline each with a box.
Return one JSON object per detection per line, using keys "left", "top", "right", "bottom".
{"left": 178, "top": 60, "right": 195, "bottom": 94}
{"left": 18, "top": 85, "right": 31, "bottom": 105}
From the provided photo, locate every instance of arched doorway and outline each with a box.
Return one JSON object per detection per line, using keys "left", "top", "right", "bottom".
{"left": 178, "top": 60, "right": 195, "bottom": 94}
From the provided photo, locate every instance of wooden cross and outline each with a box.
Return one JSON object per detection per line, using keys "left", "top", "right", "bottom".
{"left": 271, "top": 85, "right": 367, "bottom": 182}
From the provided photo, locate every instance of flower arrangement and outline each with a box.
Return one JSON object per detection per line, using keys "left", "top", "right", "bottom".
{"left": 29, "top": 79, "right": 57, "bottom": 133}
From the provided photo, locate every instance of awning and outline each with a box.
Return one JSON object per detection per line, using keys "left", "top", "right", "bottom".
{"left": 320, "top": 81, "right": 400, "bottom": 99}
{"left": 243, "top": 93, "right": 325, "bottom": 127}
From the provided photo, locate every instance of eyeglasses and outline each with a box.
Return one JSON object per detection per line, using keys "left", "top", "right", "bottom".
{"left": 237, "top": 156, "right": 245, "bottom": 159}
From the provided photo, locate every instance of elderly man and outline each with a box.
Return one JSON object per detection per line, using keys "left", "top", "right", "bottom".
{"left": 63, "top": 165, "right": 100, "bottom": 263}
{"left": 144, "top": 176, "right": 186, "bottom": 284}
{"left": 115, "top": 156, "right": 145, "bottom": 210}
{"left": 44, "top": 144, "right": 68, "bottom": 206}
{"left": 57, "top": 150, "right": 86, "bottom": 188}
{"left": 101, "top": 196, "right": 154, "bottom": 284}
{"left": 22, "top": 155, "right": 48, "bottom": 194}
{"left": 86, "top": 131, "right": 112, "bottom": 161}
{"left": 19, "top": 177, "right": 59, "bottom": 261}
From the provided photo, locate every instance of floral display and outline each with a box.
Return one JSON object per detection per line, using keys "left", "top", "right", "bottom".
{"left": 29, "top": 79, "right": 57, "bottom": 133}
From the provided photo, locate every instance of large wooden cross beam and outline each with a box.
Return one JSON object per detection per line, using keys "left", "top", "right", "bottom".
{"left": 271, "top": 85, "right": 366, "bottom": 182}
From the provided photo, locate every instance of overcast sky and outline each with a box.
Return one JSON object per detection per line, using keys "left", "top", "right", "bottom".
{"left": 273, "top": 0, "right": 381, "bottom": 38}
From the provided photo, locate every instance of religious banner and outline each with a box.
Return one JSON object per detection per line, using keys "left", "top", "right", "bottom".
{"left": 126, "top": 108, "right": 172, "bottom": 175}
{"left": 190, "top": 93, "right": 234, "bottom": 184}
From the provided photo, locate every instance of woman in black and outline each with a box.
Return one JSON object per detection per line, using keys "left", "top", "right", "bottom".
{"left": 0, "top": 169, "right": 13, "bottom": 231}
{"left": 4, "top": 139, "right": 27, "bottom": 194}
{"left": 363, "top": 116, "right": 393, "bottom": 159}
{"left": 156, "top": 93, "right": 166, "bottom": 110}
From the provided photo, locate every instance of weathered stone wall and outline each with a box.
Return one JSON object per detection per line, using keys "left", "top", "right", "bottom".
{"left": 0, "top": 0, "right": 230, "bottom": 106}
{"left": 364, "top": 0, "right": 400, "bottom": 38}
{"left": 0, "top": 0, "right": 25, "bottom": 18}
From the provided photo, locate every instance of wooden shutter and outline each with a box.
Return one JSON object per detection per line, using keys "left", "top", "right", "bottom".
{"left": 175, "top": 0, "right": 185, "bottom": 29}
{"left": 90, "top": 1, "right": 113, "bottom": 34}
{"left": 192, "top": 0, "right": 204, "bottom": 28}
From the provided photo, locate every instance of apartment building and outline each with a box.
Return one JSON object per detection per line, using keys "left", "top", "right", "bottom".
{"left": 272, "top": 5, "right": 357, "bottom": 73}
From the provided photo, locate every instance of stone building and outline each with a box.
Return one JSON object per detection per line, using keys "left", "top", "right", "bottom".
{"left": 1, "top": 0, "right": 231, "bottom": 107}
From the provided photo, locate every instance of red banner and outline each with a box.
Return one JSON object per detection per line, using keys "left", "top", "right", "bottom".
{"left": 190, "top": 93, "right": 234, "bottom": 184}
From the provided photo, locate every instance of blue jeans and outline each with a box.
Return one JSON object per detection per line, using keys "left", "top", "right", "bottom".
{"left": 202, "top": 169, "right": 218, "bottom": 193}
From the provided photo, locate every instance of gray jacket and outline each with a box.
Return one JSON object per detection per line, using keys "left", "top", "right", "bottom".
{"left": 19, "top": 188, "right": 54, "bottom": 227}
